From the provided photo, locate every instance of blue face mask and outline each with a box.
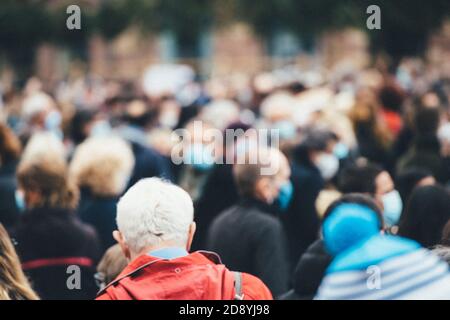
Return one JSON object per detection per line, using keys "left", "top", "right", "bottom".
{"left": 15, "top": 190, "right": 26, "bottom": 213}
{"left": 334, "top": 142, "right": 349, "bottom": 160}
{"left": 45, "top": 111, "right": 62, "bottom": 131}
{"left": 184, "top": 143, "right": 215, "bottom": 172}
{"left": 382, "top": 190, "right": 403, "bottom": 227}
{"left": 277, "top": 181, "right": 294, "bottom": 211}
{"left": 90, "top": 120, "right": 112, "bottom": 137}
{"left": 273, "top": 121, "right": 297, "bottom": 140}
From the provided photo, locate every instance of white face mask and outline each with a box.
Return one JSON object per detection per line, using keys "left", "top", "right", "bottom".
{"left": 90, "top": 120, "right": 111, "bottom": 137}
{"left": 159, "top": 110, "right": 179, "bottom": 129}
{"left": 382, "top": 190, "right": 403, "bottom": 227}
{"left": 315, "top": 153, "right": 339, "bottom": 181}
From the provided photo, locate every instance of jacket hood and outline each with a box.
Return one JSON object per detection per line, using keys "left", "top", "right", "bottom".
{"left": 99, "top": 251, "right": 238, "bottom": 300}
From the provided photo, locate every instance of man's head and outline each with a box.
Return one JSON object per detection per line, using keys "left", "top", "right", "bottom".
{"left": 338, "top": 162, "right": 402, "bottom": 227}
{"left": 114, "top": 178, "right": 196, "bottom": 261}
{"left": 233, "top": 148, "right": 291, "bottom": 205}
{"left": 321, "top": 194, "right": 384, "bottom": 256}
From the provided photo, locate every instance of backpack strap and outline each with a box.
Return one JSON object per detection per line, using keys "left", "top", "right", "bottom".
{"left": 233, "top": 272, "right": 244, "bottom": 300}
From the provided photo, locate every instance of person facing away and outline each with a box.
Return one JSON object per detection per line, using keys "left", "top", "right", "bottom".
{"left": 399, "top": 185, "right": 450, "bottom": 249}
{"left": 0, "top": 123, "right": 22, "bottom": 229}
{"left": 96, "top": 178, "right": 272, "bottom": 300}
{"left": 315, "top": 199, "right": 450, "bottom": 300}
{"left": 284, "top": 129, "right": 337, "bottom": 270}
{"left": 280, "top": 194, "right": 383, "bottom": 300}
{"left": 10, "top": 133, "right": 101, "bottom": 300}
{"left": 70, "top": 136, "right": 135, "bottom": 253}
{"left": 0, "top": 223, "right": 38, "bottom": 300}
{"left": 207, "top": 147, "right": 291, "bottom": 297}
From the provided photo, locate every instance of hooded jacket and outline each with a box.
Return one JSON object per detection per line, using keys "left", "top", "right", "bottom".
{"left": 96, "top": 251, "right": 272, "bottom": 300}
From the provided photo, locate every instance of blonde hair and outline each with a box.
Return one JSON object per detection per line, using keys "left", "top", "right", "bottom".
{"left": 21, "top": 132, "right": 66, "bottom": 165}
{"left": 70, "top": 137, "right": 135, "bottom": 197}
{"left": 0, "top": 224, "right": 39, "bottom": 300}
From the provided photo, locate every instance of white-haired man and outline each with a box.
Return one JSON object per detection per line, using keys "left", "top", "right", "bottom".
{"left": 96, "top": 178, "right": 272, "bottom": 300}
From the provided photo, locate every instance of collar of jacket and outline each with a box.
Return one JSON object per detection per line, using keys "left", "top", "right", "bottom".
{"left": 24, "top": 206, "right": 73, "bottom": 218}
{"left": 98, "top": 251, "right": 223, "bottom": 295}
{"left": 239, "top": 196, "right": 278, "bottom": 215}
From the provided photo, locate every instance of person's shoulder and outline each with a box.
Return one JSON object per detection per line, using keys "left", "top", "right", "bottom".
{"left": 250, "top": 207, "right": 282, "bottom": 227}
{"left": 241, "top": 272, "right": 273, "bottom": 300}
{"left": 211, "top": 205, "right": 240, "bottom": 225}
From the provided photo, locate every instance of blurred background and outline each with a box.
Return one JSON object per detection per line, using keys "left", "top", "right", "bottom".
{"left": 0, "top": 0, "right": 449, "bottom": 86}
{"left": 1, "top": 0, "right": 450, "bottom": 301}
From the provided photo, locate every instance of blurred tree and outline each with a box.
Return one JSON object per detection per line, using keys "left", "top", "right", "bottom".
{"left": 235, "top": 0, "right": 450, "bottom": 60}
{"left": 0, "top": 0, "right": 449, "bottom": 78}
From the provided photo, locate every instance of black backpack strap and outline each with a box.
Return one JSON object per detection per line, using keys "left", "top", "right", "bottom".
{"left": 233, "top": 272, "right": 244, "bottom": 300}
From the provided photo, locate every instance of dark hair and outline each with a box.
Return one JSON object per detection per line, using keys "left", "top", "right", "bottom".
{"left": 338, "top": 163, "right": 384, "bottom": 195}
{"left": 323, "top": 193, "right": 384, "bottom": 230}
{"left": 123, "top": 98, "right": 159, "bottom": 128}
{"left": 399, "top": 185, "right": 450, "bottom": 248}
{"left": 293, "top": 129, "right": 335, "bottom": 166}
{"left": 70, "top": 109, "right": 98, "bottom": 145}
{"left": 414, "top": 107, "right": 440, "bottom": 135}
{"left": 395, "top": 167, "right": 434, "bottom": 204}
{"left": 379, "top": 83, "right": 405, "bottom": 113}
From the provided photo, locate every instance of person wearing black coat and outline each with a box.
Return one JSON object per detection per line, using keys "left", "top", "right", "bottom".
{"left": 0, "top": 124, "right": 23, "bottom": 229}
{"left": 280, "top": 194, "right": 385, "bottom": 300}
{"left": 279, "top": 240, "right": 332, "bottom": 300}
{"left": 282, "top": 129, "right": 339, "bottom": 271}
{"left": 12, "top": 207, "right": 101, "bottom": 300}
{"left": 206, "top": 148, "right": 291, "bottom": 297}
{"left": 78, "top": 189, "right": 119, "bottom": 253}
{"left": 13, "top": 154, "right": 101, "bottom": 300}
{"left": 192, "top": 122, "right": 252, "bottom": 251}
{"left": 0, "top": 160, "right": 20, "bottom": 229}
{"left": 192, "top": 163, "right": 239, "bottom": 251}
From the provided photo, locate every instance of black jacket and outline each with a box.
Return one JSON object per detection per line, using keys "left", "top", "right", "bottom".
{"left": 280, "top": 240, "right": 332, "bottom": 300}
{"left": 0, "top": 160, "right": 20, "bottom": 229}
{"left": 78, "top": 189, "right": 118, "bottom": 254}
{"left": 283, "top": 161, "right": 323, "bottom": 271}
{"left": 129, "top": 142, "right": 174, "bottom": 186}
{"left": 11, "top": 207, "right": 101, "bottom": 300}
{"left": 206, "top": 198, "right": 290, "bottom": 297}
{"left": 192, "top": 163, "right": 239, "bottom": 251}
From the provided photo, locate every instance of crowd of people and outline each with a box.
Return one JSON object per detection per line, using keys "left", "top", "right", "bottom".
{"left": 0, "top": 58, "right": 450, "bottom": 300}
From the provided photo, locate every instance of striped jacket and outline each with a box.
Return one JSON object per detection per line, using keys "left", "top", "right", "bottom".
{"left": 316, "top": 236, "right": 450, "bottom": 300}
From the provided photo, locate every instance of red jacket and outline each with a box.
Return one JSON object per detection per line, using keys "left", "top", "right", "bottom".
{"left": 96, "top": 251, "right": 273, "bottom": 300}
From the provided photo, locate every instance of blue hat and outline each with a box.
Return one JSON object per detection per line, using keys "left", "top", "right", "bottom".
{"left": 323, "top": 203, "right": 380, "bottom": 256}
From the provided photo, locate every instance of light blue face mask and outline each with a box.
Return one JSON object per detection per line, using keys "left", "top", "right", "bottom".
{"left": 184, "top": 143, "right": 215, "bottom": 172}
{"left": 273, "top": 121, "right": 297, "bottom": 140}
{"left": 334, "top": 142, "right": 350, "bottom": 160}
{"left": 382, "top": 190, "right": 403, "bottom": 227}
{"left": 15, "top": 190, "right": 26, "bottom": 213}
{"left": 45, "top": 111, "right": 62, "bottom": 131}
{"left": 90, "top": 120, "right": 112, "bottom": 137}
{"left": 277, "top": 180, "right": 294, "bottom": 211}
